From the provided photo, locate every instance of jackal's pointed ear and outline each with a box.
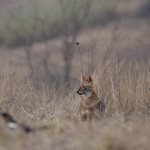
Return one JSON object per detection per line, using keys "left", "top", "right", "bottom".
{"left": 81, "top": 75, "right": 93, "bottom": 83}
{"left": 81, "top": 75, "right": 85, "bottom": 82}
{"left": 87, "top": 76, "right": 92, "bottom": 82}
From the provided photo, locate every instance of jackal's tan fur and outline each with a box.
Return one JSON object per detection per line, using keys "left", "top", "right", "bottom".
{"left": 77, "top": 75, "right": 105, "bottom": 121}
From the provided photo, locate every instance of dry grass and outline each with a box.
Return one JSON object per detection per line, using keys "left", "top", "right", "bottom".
{"left": 0, "top": 1, "right": 150, "bottom": 149}
{"left": 1, "top": 54, "right": 150, "bottom": 150}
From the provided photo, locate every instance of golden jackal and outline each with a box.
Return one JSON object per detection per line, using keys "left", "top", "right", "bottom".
{"left": 77, "top": 75, "right": 105, "bottom": 121}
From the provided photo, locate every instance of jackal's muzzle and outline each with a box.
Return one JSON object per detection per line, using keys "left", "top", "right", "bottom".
{"left": 77, "top": 89, "right": 84, "bottom": 95}
{"left": 77, "top": 86, "right": 92, "bottom": 96}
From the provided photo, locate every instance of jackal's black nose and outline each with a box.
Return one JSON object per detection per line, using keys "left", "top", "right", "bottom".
{"left": 77, "top": 90, "right": 83, "bottom": 95}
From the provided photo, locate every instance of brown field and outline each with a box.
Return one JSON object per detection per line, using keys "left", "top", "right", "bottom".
{"left": 1, "top": 54, "right": 150, "bottom": 150}
{"left": 0, "top": 0, "right": 150, "bottom": 150}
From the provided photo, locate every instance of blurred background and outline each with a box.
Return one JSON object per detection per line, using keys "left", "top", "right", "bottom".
{"left": 0, "top": 0, "right": 150, "bottom": 86}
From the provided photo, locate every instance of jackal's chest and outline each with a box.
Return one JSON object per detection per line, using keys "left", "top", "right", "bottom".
{"left": 79, "top": 102, "right": 99, "bottom": 113}
{"left": 79, "top": 102, "right": 101, "bottom": 121}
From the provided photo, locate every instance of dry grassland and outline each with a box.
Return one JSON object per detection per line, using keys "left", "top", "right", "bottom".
{"left": 0, "top": 1, "right": 150, "bottom": 149}
{"left": 1, "top": 56, "right": 150, "bottom": 150}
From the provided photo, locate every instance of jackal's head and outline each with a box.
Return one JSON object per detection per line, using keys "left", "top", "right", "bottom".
{"left": 77, "top": 75, "right": 97, "bottom": 97}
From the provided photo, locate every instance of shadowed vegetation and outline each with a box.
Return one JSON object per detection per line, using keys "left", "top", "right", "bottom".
{"left": 0, "top": 0, "right": 116, "bottom": 47}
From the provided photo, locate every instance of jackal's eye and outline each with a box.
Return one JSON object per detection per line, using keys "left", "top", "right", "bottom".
{"left": 83, "top": 86, "right": 87, "bottom": 88}
{"left": 82, "top": 86, "right": 88, "bottom": 89}
{"left": 85, "top": 86, "right": 92, "bottom": 91}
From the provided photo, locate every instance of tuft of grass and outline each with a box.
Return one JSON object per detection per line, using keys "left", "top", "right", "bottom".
{"left": 1, "top": 49, "right": 150, "bottom": 149}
